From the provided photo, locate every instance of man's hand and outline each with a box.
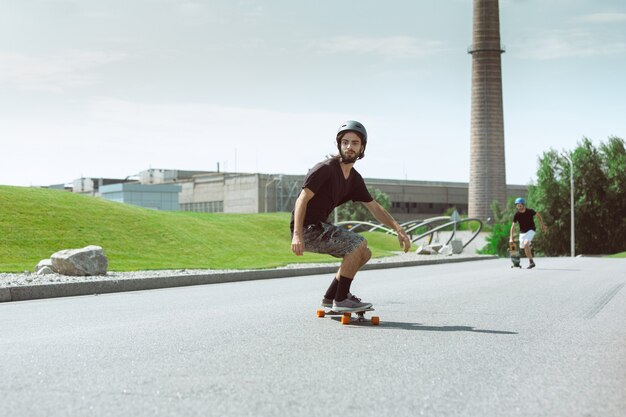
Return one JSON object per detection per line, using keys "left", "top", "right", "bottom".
{"left": 291, "top": 234, "right": 305, "bottom": 256}
{"left": 361, "top": 200, "right": 411, "bottom": 253}
{"left": 541, "top": 224, "right": 548, "bottom": 233}
{"left": 397, "top": 230, "right": 411, "bottom": 253}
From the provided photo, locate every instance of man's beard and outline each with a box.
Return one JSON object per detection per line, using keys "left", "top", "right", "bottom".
{"left": 340, "top": 150, "right": 358, "bottom": 164}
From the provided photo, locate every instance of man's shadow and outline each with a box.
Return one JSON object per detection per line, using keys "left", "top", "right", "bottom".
{"left": 379, "top": 321, "right": 518, "bottom": 334}
{"left": 526, "top": 268, "right": 581, "bottom": 272}
{"left": 333, "top": 318, "right": 517, "bottom": 334}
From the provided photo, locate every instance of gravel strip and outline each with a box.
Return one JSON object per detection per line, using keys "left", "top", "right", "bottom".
{"left": 0, "top": 252, "right": 488, "bottom": 288}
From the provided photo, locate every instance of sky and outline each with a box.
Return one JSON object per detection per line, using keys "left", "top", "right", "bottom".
{"left": 1, "top": 0, "right": 625, "bottom": 187}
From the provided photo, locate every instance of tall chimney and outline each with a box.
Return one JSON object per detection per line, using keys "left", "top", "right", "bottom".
{"left": 468, "top": 0, "right": 507, "bottom": 221}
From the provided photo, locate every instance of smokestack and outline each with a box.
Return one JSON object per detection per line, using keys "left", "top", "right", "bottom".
{"left": 468, "top": 0, "right": 507, "bottom": 221}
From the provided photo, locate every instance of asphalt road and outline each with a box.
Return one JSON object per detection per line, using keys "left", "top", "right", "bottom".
{"left": 1, "top": 257, "right": 625, "bottom": 417}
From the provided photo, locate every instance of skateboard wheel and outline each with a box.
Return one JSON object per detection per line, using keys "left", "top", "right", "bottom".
{"left": 316, "top": 309, "right": 325, "bottom": 318}
{"left": 371, "top": 316, "right": 380, "bottom": 325}
{"left": 341, "top": 313, "right": 351, "bottom": 325}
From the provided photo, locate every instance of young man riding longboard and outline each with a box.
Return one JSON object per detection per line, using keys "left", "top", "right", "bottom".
{"left": 290, "top": 121, "right": 411, "bottom": 312}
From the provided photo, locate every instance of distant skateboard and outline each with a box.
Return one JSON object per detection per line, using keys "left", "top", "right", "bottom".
{"left": 316, "top": 307, "right": 380, "bottom": 325}
{"left": 509, "top": 242, "right": 522, "bottom": 268}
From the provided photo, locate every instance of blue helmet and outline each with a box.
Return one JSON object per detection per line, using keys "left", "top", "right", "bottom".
{"left": 515, "top": 197, "right": 526, "bottom": 205}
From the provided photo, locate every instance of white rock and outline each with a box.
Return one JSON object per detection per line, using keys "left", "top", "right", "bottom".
{"left": 36, "top": 266, "right": 55, "bottom": 275}
{"left": 416, "top": 245, "right": 434, "bottom": 255}
{"left": 35, "top": 259, "right": 53, "bottom": 273}
{"left": 451, "top": 239, "right": 464, "bottom": 254}
{"left": 51, "top": 245, "right": 108, "bottom": 276}
{"left": 439, "top": 245, "right": 453, "bottom": 256}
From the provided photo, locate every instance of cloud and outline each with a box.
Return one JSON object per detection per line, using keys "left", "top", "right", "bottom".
{"left": 577, "top": 12, "right": 626, "bottom": 23}
{"left": 0, "top": 98, "right": 358, "bottom": 184}
{"left": 82, "top": 98, "right": 354, "bottom": 173}
{"left": 0, "top": 50, "right": 127, "bottom": 92}
{"left": 514, "top": 29, "right": 626, "bottom": 59}
{"left": 313, "top": 36, "right": 447, "bottom": 59}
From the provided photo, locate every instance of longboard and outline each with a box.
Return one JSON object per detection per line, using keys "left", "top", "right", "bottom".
{"left": 316, "top": 307, "right": 380, "bottom": 325}
{"left": 509, "top": 242, "right": 522, "bottom": 269}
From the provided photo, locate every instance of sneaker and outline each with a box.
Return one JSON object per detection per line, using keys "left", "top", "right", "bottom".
{"left": 321, "top": 298, "right": 333, "bottom": 308}
{"left": 527, "top": 261, "right": 536, "bottom": 269}
{"left": 332, "top": 297, "right": 373, "bottom": 312}
{"left": 321, "top": 292, "right": 364, "bottom": 309}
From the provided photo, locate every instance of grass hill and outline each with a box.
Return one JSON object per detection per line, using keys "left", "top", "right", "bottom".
{"left": 0, "top": 186, "right": 401, "bottom": 272}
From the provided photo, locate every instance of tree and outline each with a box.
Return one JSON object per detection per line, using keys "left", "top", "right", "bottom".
{"left": 336, "top": 187, "right": 391, "bottom": 222}
{"left": 600, "top": 136, "right": 626, "bottom": 251}
{"left": 527, "top": 149, "right": 570, "bottom": 255}
{"left": 571, "top": 138, "right": 610, "bottom": 253}
{"left": 478, "top": 199, "right": 516, "bottom": 257}
{"left": 483, "top": 136, "right": 626, "bottom": 256}
{"left": 529, "top": 136, "right": 626, "bottom": 255}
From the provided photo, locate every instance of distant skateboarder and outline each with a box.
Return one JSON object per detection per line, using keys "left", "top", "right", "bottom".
{"left": 509, "top": 197, "right": 548, "bottom": 269}
{"left": 290, "top": 120, "right": 411, "bottom": 312}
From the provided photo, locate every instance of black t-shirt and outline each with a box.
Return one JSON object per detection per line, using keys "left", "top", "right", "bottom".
{"left": 290, "top": 158, "right": 373, "bottom": 229}
{"left": 513, "top": 209, "right": 537, "bottom": 233}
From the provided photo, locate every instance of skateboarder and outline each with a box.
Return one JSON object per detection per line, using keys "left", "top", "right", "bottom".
{"left": 509, "top": 197, "right": 548, "bottom": 269}
{"left": 290, "top": 120, "right": 411, "bottom": 312}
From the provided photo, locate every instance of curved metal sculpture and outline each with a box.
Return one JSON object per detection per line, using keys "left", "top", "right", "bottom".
{"left": 336, "top": 215, "right": 483, "bottom": 251}
{"left": 334, "top": 221, "right": 394, "bottom": 234}
{"left": 409, "top": 217, "right": 483, "bottom": 249}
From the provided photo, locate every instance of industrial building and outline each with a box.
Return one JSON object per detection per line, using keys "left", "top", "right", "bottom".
{"left": 70, "top": 168, "right": 527, "bottom": 221}
{"left": 99, "top": 183, "right": 182, "bottom": 211}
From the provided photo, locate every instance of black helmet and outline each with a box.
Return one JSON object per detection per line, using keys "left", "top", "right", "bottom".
{"left": 336, "top": 120, "right": 367, "bottom": 160}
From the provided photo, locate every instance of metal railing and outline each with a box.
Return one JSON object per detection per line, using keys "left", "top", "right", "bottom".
{"left": 336, "top": 215, "right": 483, "bottom": 251}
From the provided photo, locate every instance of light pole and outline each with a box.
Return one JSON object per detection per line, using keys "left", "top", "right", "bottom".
{"left": 563, "top": 154, "right": 575, "bottom": 257}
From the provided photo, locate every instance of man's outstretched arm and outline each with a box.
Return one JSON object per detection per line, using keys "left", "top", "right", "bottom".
{"left": 509, "top": 222, "right": 517, "bottom": 242}
{"left": 535, "top": 212, "right": 548, "bottom": 232}
{"left": 362, "top": 200, "right": 411, "bottom": 252}
{"left": 291, "top": 188, "right": 315, "bottom": 256}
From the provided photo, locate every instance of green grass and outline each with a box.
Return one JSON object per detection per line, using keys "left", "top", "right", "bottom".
{"left": 606, "top": 252, "right": 626, "bottom": 258}
{"left": 0, "top": 185, "right": 401, "bottom": 272}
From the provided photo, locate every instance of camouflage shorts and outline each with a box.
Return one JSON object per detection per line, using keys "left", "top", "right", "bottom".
{"left": 301, "top": 222, "right": 365, "bottom": 258}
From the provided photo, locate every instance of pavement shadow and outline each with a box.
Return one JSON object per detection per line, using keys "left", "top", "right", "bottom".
{"left": 380, "top": 322, "right": 518, "bottom": 334}
{"left": 522, "top": 268, "right": 582, "bottom": 272}
{"left": 332, "top": 318, "right": 517, "bottom": 335}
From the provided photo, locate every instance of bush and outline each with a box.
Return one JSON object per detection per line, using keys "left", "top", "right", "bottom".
{"left": 479, "top": 221, "right": 512, "bottom": 257}
{"left": 478, "top": 199, "right": 516, "bottom": 256}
